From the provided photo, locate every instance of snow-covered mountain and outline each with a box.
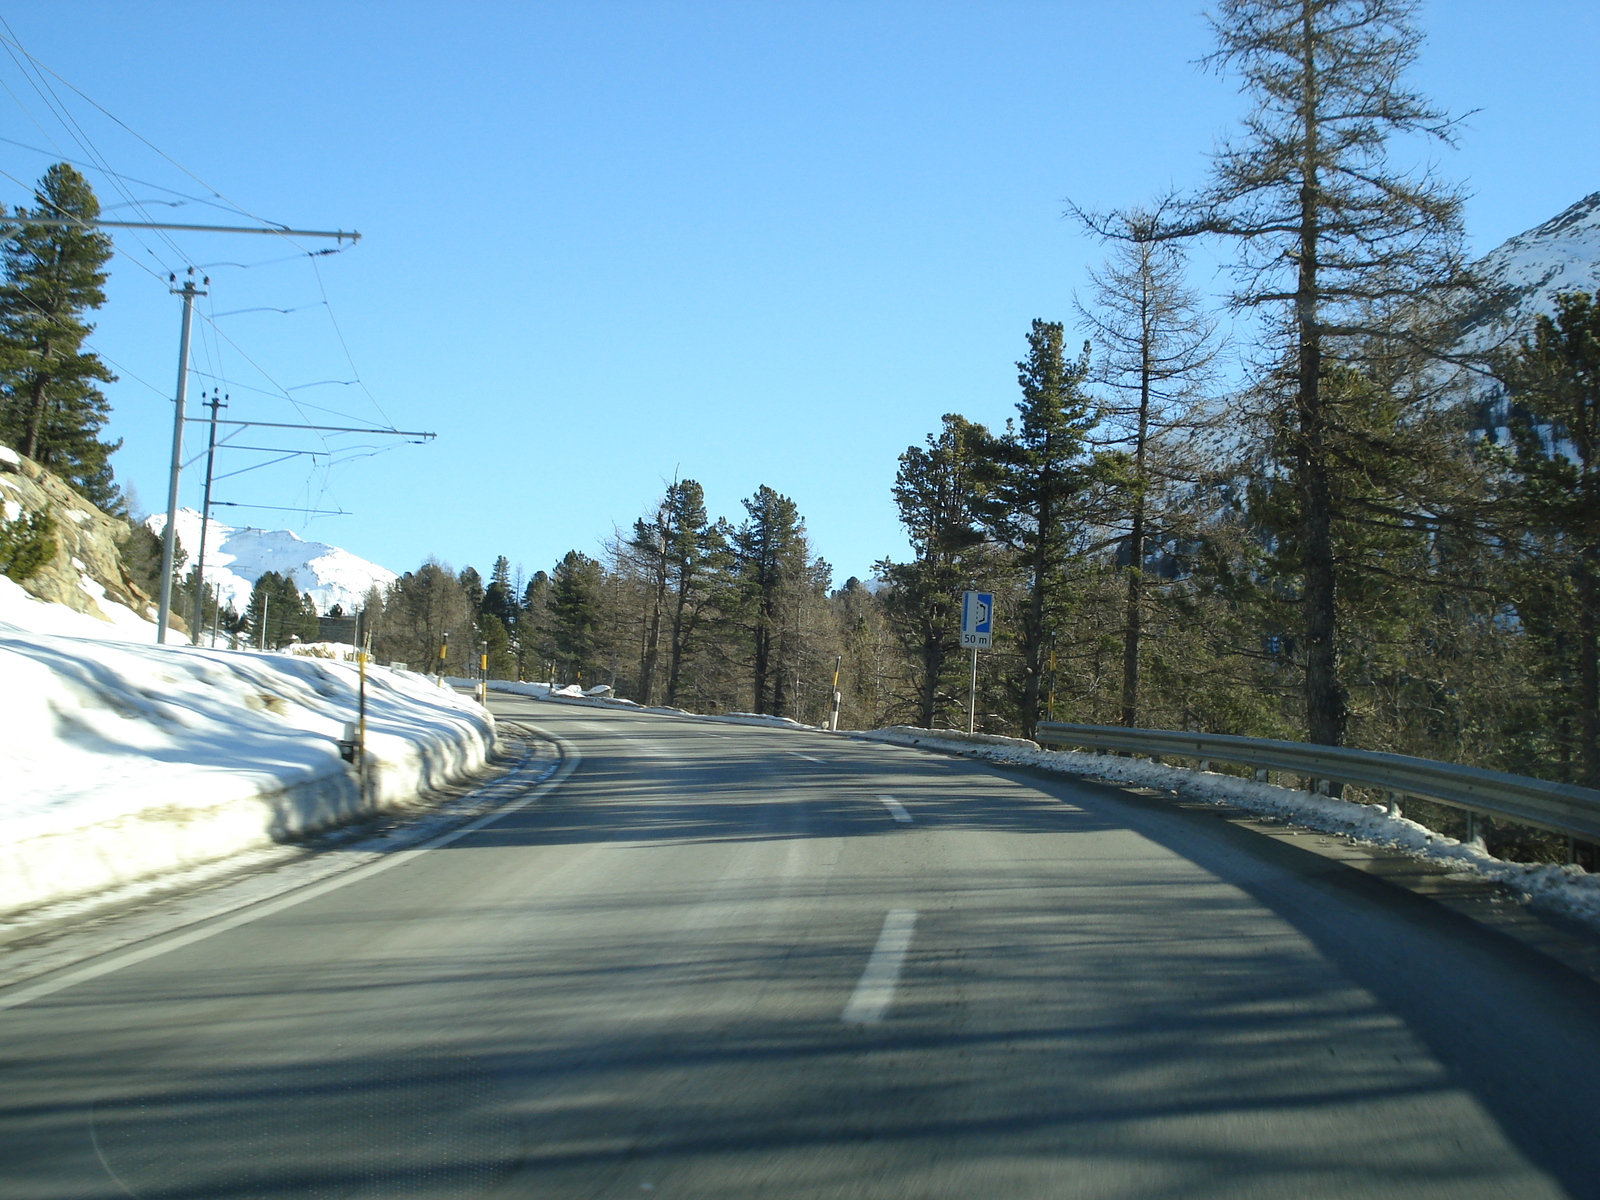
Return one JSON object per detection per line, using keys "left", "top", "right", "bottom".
{"left": 1457, "top": 190, "right": 1600, "bottom": 356}
{"left": 146, "top": 509, "right": 397, "bottom": 616}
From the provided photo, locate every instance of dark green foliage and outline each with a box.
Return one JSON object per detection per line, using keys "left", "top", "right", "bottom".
{"left": 1186, "top": 0, "right": 1468, "bottom": 747}
{"left": 731, "top": 486, "right": 830, "bottom": 716}
{"left": 457, "top": 565, "right": 485, "bottom": 613}
{"left": 244, "top": 571, "right": 320, "bottom": 649}
{"left": 876, "top": 414, "right": 990, "bottom": 728}
{"left": 483, "top": 556, "right": 518, "bottom": 626}
{"left": 549, "top": 550, "right": 605, "bottom": 684}
{"left": 979, "top": 321, "right": 1102, "bottom": 736}
{"left": 0, "top": 504, "right": 55, "bottom": 582}
{"left": 1499, "top": 292, "right": 1600, "bottom": 785}
{"left": 623, "top": 479, "right": 726, "bottom": 706}
{"left": 480, "top": 611, "right": 517, "bottom": 680}
{"left": 0, "top": 164, "right": 120, "bottom": 509}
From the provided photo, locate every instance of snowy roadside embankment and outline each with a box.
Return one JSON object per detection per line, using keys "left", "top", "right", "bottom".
{"left": 1, "top": 578, "right": 496, "bottom": 917}
{"left": 852, "top": 726, "right": 1600, "bottom": 934}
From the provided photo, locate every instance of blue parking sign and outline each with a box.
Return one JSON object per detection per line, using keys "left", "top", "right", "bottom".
{"left": 961, "top": 591, "right": 993, "bottom": 647}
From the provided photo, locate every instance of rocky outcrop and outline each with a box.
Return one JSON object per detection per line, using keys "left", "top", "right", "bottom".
{"left": 0, "top": 442, "right": 169, "bottom": 628}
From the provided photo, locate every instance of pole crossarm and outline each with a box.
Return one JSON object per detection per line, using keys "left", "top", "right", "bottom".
{"left": 209, "top": 501, "right": 350, "bottom": 515}
{"left": 8, "top": 216, "right": 360, "bottom": 241}
{"left": 1034, "top": 722, "right": 1600, "bottom": 843}
{"left": 183, "top": 418, "right": 434, "bottom": 438}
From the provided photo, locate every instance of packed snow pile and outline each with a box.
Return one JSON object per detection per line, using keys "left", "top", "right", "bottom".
{"left": 851, "top": 728, "right": 1600, "bottom": 934}
{"left": 0, "top": 586, "right": 495, "bottom": 917}
{"left": 147, "top": 508, "right": 397, "bottom": 615}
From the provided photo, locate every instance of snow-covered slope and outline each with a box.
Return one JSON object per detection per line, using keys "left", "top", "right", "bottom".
{"left": 1457, "top": 190, "right": 1600, "bottom": 356}
{"left": 147, "top": 508, "right": 397, "bottom": 616}
{"left": 0, "top": 573, "right": 494, "bottom": 917}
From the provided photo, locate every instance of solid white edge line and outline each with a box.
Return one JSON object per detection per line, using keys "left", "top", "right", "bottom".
{"left": 0, "top": 727, "right": 582, "bottom": 1014}
{"left": 841, "top": 908, "right": 917, "bottom": 1025}
{"left": 877, "top": 795, "right": 913, "bottom": 823}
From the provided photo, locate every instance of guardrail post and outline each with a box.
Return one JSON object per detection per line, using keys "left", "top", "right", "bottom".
{"left": 1255, "top": 768, "right": 1268, "bottom": 783}
{"left": 1386, "top": 791, "right": 1403, "bottom": 819}
{"left": 1464, "top": 811, "right": 1479, "bottom": 846}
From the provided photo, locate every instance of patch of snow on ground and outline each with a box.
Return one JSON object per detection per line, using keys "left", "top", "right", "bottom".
{"left": 0, "top": 601, "right": 495, "bottom": 915}
{"left": 0, "top": 574, "right": 159, "bottom": 642}
{"left": 852, "top": 728, "right": 1600, "bottom": 934}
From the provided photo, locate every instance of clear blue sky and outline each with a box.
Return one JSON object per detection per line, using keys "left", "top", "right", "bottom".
{"left": 3, "top": 2, "right": 1596, "bottom": 587}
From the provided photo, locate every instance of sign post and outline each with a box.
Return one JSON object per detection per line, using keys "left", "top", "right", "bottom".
{"left": 961, "top": 591, "right": 993, "bottom": 734}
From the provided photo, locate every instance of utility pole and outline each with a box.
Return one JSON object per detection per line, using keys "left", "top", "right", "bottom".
{"left": 157, "top": 270, "right": 205, "bottom": 643}
{"left": 190, "top": 390, "right": 226, "bottom": 645}
{"left": 45, "top": 211, "right": 359, "bottom": 645}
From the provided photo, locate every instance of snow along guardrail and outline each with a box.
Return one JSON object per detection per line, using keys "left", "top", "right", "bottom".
{"left": 1035, "top": 722, "right": 1600, "bottom": 844}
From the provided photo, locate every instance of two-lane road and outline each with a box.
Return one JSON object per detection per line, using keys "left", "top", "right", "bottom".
{"left": 4, "top": 695, "right": 1599, "bottom": 1198}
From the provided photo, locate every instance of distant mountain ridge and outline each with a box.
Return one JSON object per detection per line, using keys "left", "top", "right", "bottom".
{"left": 1458, "top": 190, "right": 1600, "bottom": 355}
{"left": 147, "top": 509, "right": 397, "bottom": 617}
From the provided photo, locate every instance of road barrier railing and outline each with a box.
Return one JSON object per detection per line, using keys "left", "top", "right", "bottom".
{"left": 1033, "top": 723, "right": 1600, "bottom": 844}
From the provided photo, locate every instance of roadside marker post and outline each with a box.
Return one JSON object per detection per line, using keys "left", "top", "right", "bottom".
{"left": 961, "top": 591, "right": 993, "bottom": 734}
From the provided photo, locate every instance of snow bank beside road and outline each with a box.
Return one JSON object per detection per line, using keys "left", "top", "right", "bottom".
{"left": 853, "top": 727, "right": 1600, "bottom": 934}
{"left": 1, "top": 607, "right": 495, "bottom": 917}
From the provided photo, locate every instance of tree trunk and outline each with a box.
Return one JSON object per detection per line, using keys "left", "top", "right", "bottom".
{"left": 1121, "top": 328, "right": 1152, "bottom": 728}
{"left": 1121, "top": 507, "right": 1145, "bottom": 728}
{"left": 1296, "top": 4, "right": 1345, "bottom": 748}
{"left": 1579, "top": 547, "right": 1600, "bottom": 789}
{"left": 18, "top": 360, "right": 50, "bottom": 461}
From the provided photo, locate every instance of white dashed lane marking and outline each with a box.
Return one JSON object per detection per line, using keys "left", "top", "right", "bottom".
{"left": 877, "top": 795, "right": 912, "bottom": 823}
{"left": 842, "top": 909, "right": 917, "bottom": 1025}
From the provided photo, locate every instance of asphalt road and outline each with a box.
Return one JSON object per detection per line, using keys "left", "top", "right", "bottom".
{"left": 4, "top": 695, "right": 1600, "bottom": 1199}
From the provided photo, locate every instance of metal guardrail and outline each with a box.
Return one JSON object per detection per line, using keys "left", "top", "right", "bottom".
{"left": 1033, "top": 722, "right": 1600, "bottom": 843}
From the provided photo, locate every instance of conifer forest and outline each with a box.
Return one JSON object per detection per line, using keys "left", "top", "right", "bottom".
{"left": 3, "top": 0, "right": 1597, "bottom": 805}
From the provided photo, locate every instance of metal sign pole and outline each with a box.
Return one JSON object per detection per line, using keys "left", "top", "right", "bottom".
{"left": 969, "top": 646, "right": 978, "bottom": 734}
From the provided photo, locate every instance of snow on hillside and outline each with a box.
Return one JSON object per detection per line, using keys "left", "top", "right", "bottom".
{"left": 1457, "top": 190, "right": 1600, "bottom": 356}
{"left": 146, "top": 508, "right": 397, "bottom": 616}
{"left": 0, "top": 578, "right": 493, "bottom": 916}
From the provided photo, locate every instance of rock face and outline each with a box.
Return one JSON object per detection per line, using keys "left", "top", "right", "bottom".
{"left": 0, "top": 443, "right": 168, "bottom": 630}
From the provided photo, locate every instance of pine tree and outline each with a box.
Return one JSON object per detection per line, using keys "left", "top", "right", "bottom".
{"left": 369, "top": 559, "right": 475, "bottom": 672}
{"left": 483, "top": 556, "right": 518, "bottom": 625}
{"left": 549, "top": 550, "right": 605, "bottom": 684}
{"left": 458, "top": 565, "right": 485, "bottom": 613}
{"left": 731, "top": 486, "right": 826, "bottom": 716}
{"left": 980, "top": 321, "right": 1101, "bottom": 736}
{"left": 1174, "top": 0, "right": 1467, "bottom": 746}
{"left": 1499, "top": 292, "right": 1600, "bottom": 786}
{"left": 0, "top": 164, "right": 119, "bottom": 508}
{"left": 877, "top": 414, "right": 991, "bottom": 728}
{"left": 1076, "top": 217, "right": 1219, "bottom": 727}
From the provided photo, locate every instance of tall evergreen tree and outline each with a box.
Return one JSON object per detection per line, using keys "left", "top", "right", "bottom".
{"left": 877, "top": 413, "right": 991, "bottom": 728}
{"left": 731, "top": 486, "right": 826, "bottom": 716}
{"left": 549, "top": 550, "right": 605, "bottom": 684}
{"left": 457, "top": 565, "right": 485, "bottom": 613}
{"left": 1160, "top": 0, "right": 1467, "bottom": 746}
{"left": 1077, "top": 217, "right": 1219, "bottom": 728}
{"left": 1499, "top": 292, "right": 1600, "bottom": 786}
{"left": 0, "top": 163, "right": 119, "bottom": 508}
{"left": 980, "top": 321, "right": 1100, "bottom": 736}
{"left": 483, "top": 556, "right": 518, "bottom": 625}
{"left": 622, "top": 480, "right": 726, "bottom": 706}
